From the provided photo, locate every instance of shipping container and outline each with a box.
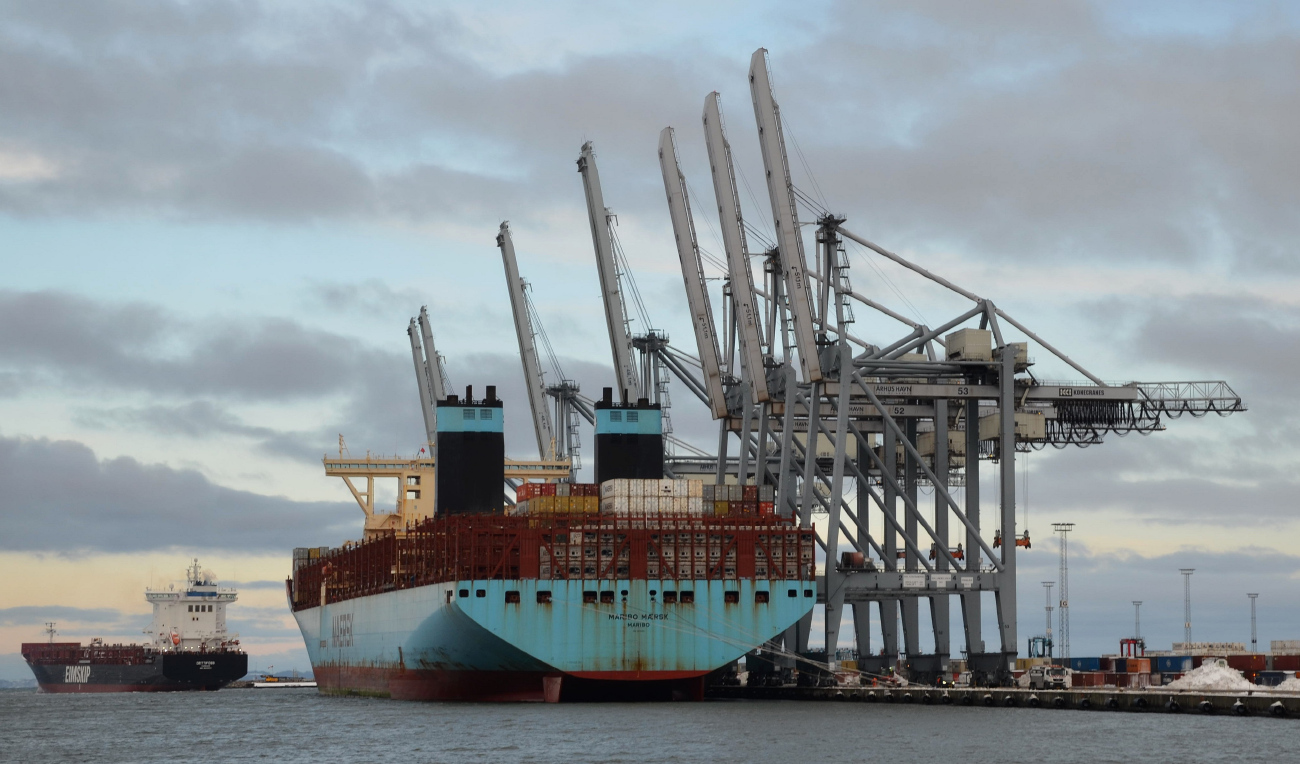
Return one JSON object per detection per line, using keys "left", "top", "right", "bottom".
{"left": 1227, "top": 654, "right": 1266, "bottom": 672}
{"left": 1068, "top": 657, "right": 1101, "bottom": 672}
{"left": 1272, "top": 655, "right": 1300, "bottom": 671}
{"left": 1127, "top": 658, "right": 1151, "bottom": 674}
{"left": 1071, "top": 671, "right": 1104, "bottom": 687}
{"left": 1256, "top": 671, "right": 1289, "bottom": 687}
{"left": 1156, "top": 656, "right": 1192, "bottom": 673}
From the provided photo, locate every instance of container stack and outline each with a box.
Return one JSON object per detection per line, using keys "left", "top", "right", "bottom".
{"left": 513, "top": 483, "right": 601, "bottom": 516}
{"left": 512, "top": 480, "right": 780, "bottom": 518}
{"left": 292, "top": 546, "right": 332, "bottom": 571}
{"left": 600, "top": 479, "right": 705, "bottom": 517}
{"left": 704, "top": 484, "right": 776, "bottom": 517}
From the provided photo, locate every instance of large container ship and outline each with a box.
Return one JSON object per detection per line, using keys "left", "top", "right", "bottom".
{"left": 22, "top": 561, "right": 247, "bottom": 692}
{"left": 288, "top": 387, "right": 816, "bottom": 702}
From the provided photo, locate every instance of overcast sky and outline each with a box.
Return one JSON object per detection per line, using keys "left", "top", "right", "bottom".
{"left": 3, "top": 0, "right": 1299, "bottom": 677}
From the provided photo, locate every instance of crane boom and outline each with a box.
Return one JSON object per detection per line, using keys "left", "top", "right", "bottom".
{"left": 496, "top": 222, "right": 556, "bottom": 459}
{"left": 657, "top": 127, "right": 728, "bottom": 419}
{"left": 577, "top": 141, "right": 642, "bottom": 401}
{"left": 407, "top": 318, "right": 437, "bottom": 443}
{"left": 749, "top": 47, "right": 822, "bottom": 382}
{"left": 702, "top": 92, "right": 771, "bottom": 402}
{"left": 416, "top": 306, "right": 447, "bottom": 402}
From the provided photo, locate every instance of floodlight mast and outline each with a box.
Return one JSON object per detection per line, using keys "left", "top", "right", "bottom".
{"left": 702, "top": 92, "right": 770, "bottom": 402}
{"left": 658, "top": 127, "right": 728, "bottom": 419}
{"left": 496, "top": 222, "right": 557, "bottom": 460}
{"left": 748, "top": 48, "right": 821, "bottom": 383}
{"left": 577, "top": 142, "right": 642, "bottom": 401}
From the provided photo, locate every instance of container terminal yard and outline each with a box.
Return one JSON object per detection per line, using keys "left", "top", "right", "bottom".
{"left": 287, "top": 48, "right": 1274, "bottom": 711}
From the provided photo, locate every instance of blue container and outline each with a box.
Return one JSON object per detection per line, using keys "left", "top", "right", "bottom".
{"left": 1069, "top": 657, "right": 1101, "bottom": 672}
{"left": 1114, "top": 658, "right": 1129, "bottom": 673}
{"left": 1256, "top": 671, "right": 1287, "bottom": 687}
{"left": 1157, "top": 656, "right": 1193, "bottom": 673}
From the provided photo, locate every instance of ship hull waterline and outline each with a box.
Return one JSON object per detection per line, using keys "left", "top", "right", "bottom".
{"left": 26, "top": 652, "right": 248, "bottom": 693}
{"left": 294, "top": 578, "right": 814, "bottom": 702}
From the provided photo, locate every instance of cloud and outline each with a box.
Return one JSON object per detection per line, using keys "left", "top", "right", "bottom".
{"left": 305, "top": 279, "right": 425, "bottom": 320}
{"left": 0, "top": 606, "right": 124, "bottom": 627}
{"left": 1, "top": 1, "right": 1295, "bottom": 281}
{"left": 0, "top": 433, "right": 356, "bottom": 552}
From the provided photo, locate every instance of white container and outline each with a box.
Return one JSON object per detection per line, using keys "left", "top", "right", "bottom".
{"left": 945, "top": 328, "right": 993, "bottom": 362}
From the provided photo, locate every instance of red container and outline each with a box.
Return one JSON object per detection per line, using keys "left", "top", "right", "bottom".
{"left": 1100, "top": 657, "right": 1116, "bottom": 672}
{"left": 1227, "top": 654, "right": 1266, "bottom": 672}
{"left": 743, "top": 485, "right": 758, "bottom": 501}
{"left": 1272, "top": 655, "right": 1300, "bottom": 671}
{"left": 1072, "top": 672, "right": 1104, "bottom": 687}
{"left": 759, "top": 502, "right": 775, "bottom": 516}
{"left": 1128, "top": 658, "right": 1151, "bottom": 673}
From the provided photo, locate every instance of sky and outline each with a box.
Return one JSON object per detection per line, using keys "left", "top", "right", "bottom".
{"left": 3, "top": 0, "right": 1300, "bottom": 679}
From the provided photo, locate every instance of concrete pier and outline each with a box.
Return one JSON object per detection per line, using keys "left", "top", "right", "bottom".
{"left": 706, "top": 685, "right": 1300, "bottom": 717}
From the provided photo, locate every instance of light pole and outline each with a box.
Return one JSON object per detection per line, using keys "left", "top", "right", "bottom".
{"left": 1180, "top": 569, "right": 1195, "bottom": 648}
{"left": 1248, "top": 593, "right": 1259, "bottom": 651}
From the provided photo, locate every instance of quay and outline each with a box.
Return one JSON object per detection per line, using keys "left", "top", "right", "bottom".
{"left": 706, "top": 685, "right": 1300, "bottom": 717}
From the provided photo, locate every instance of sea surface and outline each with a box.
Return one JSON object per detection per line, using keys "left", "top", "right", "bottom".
{"left": 1, "top": 687, "right": 1293, "bottom": 763}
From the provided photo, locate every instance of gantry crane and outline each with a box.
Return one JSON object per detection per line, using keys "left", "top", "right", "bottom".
{"left": 650, "top": 46, "right": 1245, "bottom": 685}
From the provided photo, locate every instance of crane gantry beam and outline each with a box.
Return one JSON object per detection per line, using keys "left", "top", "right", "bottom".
{"left": 658, "top": 127, "right": 728, "bottom": 419}
{"left": 749, "top": 48, "right": 821, "bottom": 383}
{"left": 497, "top": 221, "right": 557, "bottom": 460}
{"left": 577, "top": 141, "right": 642, "bottom": 401}
{"left": 417, "top": 306, "right": 447, "bottom": 403}
{"left": 703, "top": 92, "right": 771, "bottom": 402}
{"left": 406, "top": 318, "right": 437, "bottom": 444}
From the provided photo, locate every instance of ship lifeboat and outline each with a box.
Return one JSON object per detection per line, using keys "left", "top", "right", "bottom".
{"left": 170, "top": 631, "right": 180, "bottom": 646}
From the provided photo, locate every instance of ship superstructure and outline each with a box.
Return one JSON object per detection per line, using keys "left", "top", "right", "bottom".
{"left": 144, "top": 559, "right": 239, "bottom": 649}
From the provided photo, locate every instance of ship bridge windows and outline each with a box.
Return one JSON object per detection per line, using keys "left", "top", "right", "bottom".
{"left": 475, "top": 589, "right": 486, "bottom": 598}
{"left": 679, "top": 591, "right": 695, "bottom": 604}
{"left": 724, "top": 591, "right": 739, "bottom": 604}
{"left": 459, "top": 589, "right": 469, "bottom": 598}
{"left": 788, "top": 589, "right": 798, "bottom": 598}
{"left": 504, "top": 590, "right": 520, "bottom": 604}
{"left": 599, "top": 591, "right": 614, "bottom": 604}
{"left": 755, "top": 591, "right": 770, "bottom": 604}
{"left": 583, "top": 591, "right": 597, "bottom": 604}
{"left": 536, "top": 590, "right": 552, "bottom": 604}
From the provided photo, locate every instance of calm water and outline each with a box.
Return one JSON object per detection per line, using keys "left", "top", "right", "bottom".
{"left": 1, "top": 687, "right": 1293, "bottom": 763}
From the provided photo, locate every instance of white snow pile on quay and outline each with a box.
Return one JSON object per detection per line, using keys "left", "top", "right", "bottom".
{"left": 1274, "top": 676, "right": 1300, "bottom": 692}
{"left": 1166, "top": 662, "right": 1254, "bottom": 692}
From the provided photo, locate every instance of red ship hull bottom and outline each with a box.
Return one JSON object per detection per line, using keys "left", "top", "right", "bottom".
{"left": 315, "top": 665, "right": 707, "bottom": 703}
